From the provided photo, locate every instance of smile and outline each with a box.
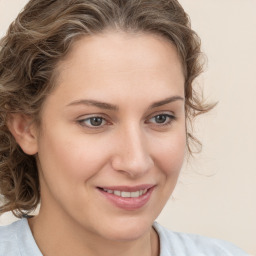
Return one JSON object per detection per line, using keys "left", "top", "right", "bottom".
{"left": 98, "top": 185, "right": 155, "bottom": 210}
{"left": 102, "top": 188, "right": 148, "bottom": 198}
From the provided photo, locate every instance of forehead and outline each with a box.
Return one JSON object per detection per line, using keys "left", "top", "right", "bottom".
{"left": 57, "top": 31, "right": 184, "bottom": 80}
{"left": 50, "top": 31, "right": 185, "bottom": 104}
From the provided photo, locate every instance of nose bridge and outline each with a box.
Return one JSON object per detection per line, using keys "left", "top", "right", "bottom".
{"left": 112, "top": 122, "right": 153, "bottom": 176}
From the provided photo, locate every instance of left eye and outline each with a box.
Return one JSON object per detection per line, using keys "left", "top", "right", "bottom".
{"left": 79, "top": 117, "right": 107, "bottom": 127}
{"left": 149, "top": 114, "right": 175, "bottom": 125}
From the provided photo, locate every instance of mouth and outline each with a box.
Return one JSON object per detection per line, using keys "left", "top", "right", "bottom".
{"left": 100, "top": 188, "right": 148, "bottom": 198}
{"left": 97, "top": 185, "right": 155, "bottom": 210}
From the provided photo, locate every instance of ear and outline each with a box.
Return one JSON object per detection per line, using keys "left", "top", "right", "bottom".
{"left": 7, "top": 114, "right": 38, "bottom": 155}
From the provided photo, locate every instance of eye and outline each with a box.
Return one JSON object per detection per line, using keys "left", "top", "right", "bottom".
{"left": 154, "top": 115, "right": 168, "bottom": 124}
{"left": 78, "top": 116, "right": 107, "bottom": 128}
{"left": 148, "top": 114, "right": 176, "bottom": 126}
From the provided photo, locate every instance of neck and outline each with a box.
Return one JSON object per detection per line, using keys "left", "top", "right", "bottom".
{"left": 28, "top": 209, "right": 159, "bottom": 256}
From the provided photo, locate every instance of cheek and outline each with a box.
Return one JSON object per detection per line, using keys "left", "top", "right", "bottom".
{"left": 152, "top": 131, "right": 186, "bottom": 176}
{"left": 37, "top": 129, "right": 106, "bottom": 187}
{"left": 37, "top": 132, "right": 109, "bottom": 212}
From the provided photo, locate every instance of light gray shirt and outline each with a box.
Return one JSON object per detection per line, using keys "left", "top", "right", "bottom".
{"left": 0, "top": 218, "right": 249, "bottom": 255}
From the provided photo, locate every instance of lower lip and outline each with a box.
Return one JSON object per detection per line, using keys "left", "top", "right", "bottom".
{"left": 98, "top": 187, "right": 155, "bottom": 211}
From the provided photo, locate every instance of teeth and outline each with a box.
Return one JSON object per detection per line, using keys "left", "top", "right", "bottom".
{"left": 121, "top": 191, "right": 131, "bottom": 197}
{"left": 114, "top": 190, "right": 121, "bottom": 196}
{"left": 103, "top": 188, "right": 148, "bottom": 198}
{"left": 131, "top": 191, "right": 140, "bottom": 197}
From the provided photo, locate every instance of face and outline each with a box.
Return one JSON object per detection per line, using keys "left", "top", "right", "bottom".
{"left": 35, "top": 31, "right": 186, "bottom": 241}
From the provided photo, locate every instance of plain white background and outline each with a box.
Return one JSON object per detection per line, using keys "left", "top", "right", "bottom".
{"left": 0, "top": 0, "right": 255, "bottom": 255}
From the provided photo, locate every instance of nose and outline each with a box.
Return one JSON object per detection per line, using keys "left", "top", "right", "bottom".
{"left": 111, "top": 124, "right": 154, "bottom": 178}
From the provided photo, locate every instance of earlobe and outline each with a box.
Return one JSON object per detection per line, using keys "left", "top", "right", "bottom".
{"left": 7, "top": 114, "right": 38, "bottom": 155}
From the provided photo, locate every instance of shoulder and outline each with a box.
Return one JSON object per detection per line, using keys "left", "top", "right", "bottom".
{"left": 0, "top": 218, "right": 42, "bottom": 256}
{"left": 153, "top": 222, "right": 249, "bottom": 256}
{"left": 0, "top": 220, "right": 22, "bottom": 256}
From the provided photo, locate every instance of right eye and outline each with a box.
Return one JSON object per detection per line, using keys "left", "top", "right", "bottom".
{"left": 78, "top": 116, "right": 107, "bottom": 128}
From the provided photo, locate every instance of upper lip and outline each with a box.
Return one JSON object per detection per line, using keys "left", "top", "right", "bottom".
{"left": 97, "top": 184, "right": 155, "bottom": 192}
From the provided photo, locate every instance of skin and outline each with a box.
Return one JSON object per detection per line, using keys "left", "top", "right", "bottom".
{"left": 11, "top": 31, "right": 186, "bottom": 256}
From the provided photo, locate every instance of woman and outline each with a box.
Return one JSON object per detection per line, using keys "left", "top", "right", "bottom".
{"left": 0, "top": 0, "right": 248, "bottom": 255}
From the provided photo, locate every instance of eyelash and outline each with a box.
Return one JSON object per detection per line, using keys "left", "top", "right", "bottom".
{"left": 77, "top": 116, "right": 109, "bottom": 128}
{"left": 77, "top": 113, "right": 176, "bottom": 129}
{"left": 147, "top": 114, "right": 176, "bottom": 127}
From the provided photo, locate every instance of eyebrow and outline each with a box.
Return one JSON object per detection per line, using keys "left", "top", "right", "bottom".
{"left": 67, "top": 99, "right": 118, "bottom": 111}
{"left": 149, "top": 96, "right": 184, "bottom": 109}
{"left": 66, "top": 96, "right": 184, "bottom": 111}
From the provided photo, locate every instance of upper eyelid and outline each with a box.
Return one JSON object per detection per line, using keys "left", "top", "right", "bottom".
{"left": 77, "top": 113, "right": 108, "bottom": 120}
{"left": 76, "top": 112, "right": 106, "bottom": 120}
{"left": 149, "top": 113, "right": 175, "bottom": 119}
{"left": 145, "top": 110, "right": 175, "bottom": 120}
{"left": 147, "top": 113, "right": 175, "bottom": 123}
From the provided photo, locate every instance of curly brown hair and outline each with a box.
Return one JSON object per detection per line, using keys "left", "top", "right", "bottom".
{"left": 0, "top": 0, "right": 213, "bottom": 218}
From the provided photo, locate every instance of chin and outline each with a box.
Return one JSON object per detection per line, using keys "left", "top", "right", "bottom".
{"left": 97, "top": 216, "right": 154, "bottom": 242}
